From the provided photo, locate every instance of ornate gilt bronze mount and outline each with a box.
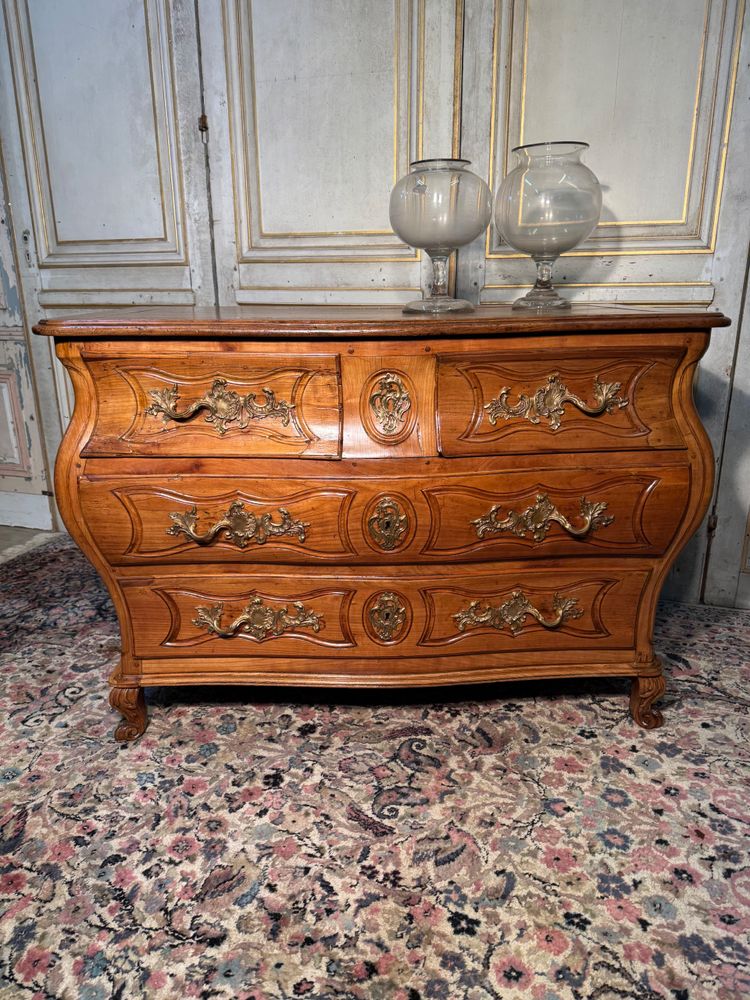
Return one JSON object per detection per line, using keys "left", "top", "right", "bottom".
{"left": 145, "top": 378, "right": 295, "bottom": 435}
{"left": 167, "top": 501, "right": 308, "bottom": 548}
{"left": 367, "top": 496, "right": 408, "bottom": 550}
{"left": 473, "top": 493, "right": 613, "bottom": 542}
{"left": 367, "top": 591, "right": 408, "bottom": 642}
{"left": 484, "top": 373, "right": 628, "bottom": 430}
{"left": 193, "top": 597, "right": 323, "bottom": 640}
{"left": 453, "top": 590, "right": 582, "bottom": 636}
{"left": 369, "top": 372, "right": 412, "bottom": 435}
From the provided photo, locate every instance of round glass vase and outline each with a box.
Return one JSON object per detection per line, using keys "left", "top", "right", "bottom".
{"left": 389, "top": 158, "right": 492, "bottom": 313}
{"left": 494, "top": 141, "right": 602, "bottom": 311}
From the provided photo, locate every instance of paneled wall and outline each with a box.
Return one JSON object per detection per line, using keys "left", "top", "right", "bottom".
{"left": 202, "top": 0, "right": 463, "bottom": 305}
{"left": 459, "top": 0, "right": 744, "bottom": 305}
{"left": 0, "top": 0, "right": 748, "bottom": 605}
{"left": 0, "top": 166, "right": 51, "bottom": 527}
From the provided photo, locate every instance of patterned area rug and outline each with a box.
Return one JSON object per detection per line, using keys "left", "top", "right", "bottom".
{"left": 1, "top": 537, "right": 749, "bottom": 1000}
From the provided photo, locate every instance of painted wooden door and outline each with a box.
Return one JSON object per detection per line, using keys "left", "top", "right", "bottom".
{"left": 0, "top": 0, "right": 215, "bottom": 527}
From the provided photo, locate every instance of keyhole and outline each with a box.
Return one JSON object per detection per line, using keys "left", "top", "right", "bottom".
{"left": 381, "top": 609, "right": 393, "bottom": 624}
{"left": 382, "top": 517, "right": 393, "bottom": 532}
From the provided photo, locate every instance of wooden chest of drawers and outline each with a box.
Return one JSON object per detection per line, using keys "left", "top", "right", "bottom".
{"left": 36, "top": 305, "right": 728, "bottom": 741}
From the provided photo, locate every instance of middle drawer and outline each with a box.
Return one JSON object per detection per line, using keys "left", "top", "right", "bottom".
{"left": 81, "top": 460, "right": 689, "bottom": 566}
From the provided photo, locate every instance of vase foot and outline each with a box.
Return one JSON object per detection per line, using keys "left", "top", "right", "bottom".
{"left": 512, "top": 288, "right": 571, "bottom": 311}
{"left": 403, "top": 296, "right": 474, "bottom": 314}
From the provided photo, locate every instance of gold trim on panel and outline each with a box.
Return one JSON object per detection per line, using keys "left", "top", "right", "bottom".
{"left": 240, "top": 285, "right": 421, "bottom": 292}
{"left": 228, "top": 0, "right": 436, "bottom": 270}
{"left": 483, "top": 281, "right": 714, "bottom": 289}
{"left": 417, "top": 0, "right": 425, "bottom": 157}
{"left": 228, "top": 0, "right": 428, "bottom": 264}
{"left": 243, "top": 0, "right": 402, "bottom": 240}
{"left": 8, "top": 0, "right": 186, "bottom": 263}
{"left": 486, "top": 0, "right": 739, "bottom": 261}
{"left": 452, "top": 0, "right": 464, "bottom": 157}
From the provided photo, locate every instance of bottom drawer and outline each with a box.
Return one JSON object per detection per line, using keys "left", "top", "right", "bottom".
{"left": 121, "top": 564, "right": 648, "bottom": 660}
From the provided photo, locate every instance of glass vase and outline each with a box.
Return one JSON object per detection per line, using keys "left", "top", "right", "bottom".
{"left": 494, "top": 141, "right": 602, "bottom": 311}
{"left": 389, "top": 158, "right": 492, "bottom": 313}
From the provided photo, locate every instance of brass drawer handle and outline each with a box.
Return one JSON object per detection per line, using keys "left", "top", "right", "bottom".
{"left": 473, "top": 493, "right": 613, "bottom": 542}
{"left": 454, "top": 590, "right": 582, "bottom": 636}
{"left": 167, "top": 501, "right": 308, "bottom": 548}
{"left": 484, "top": 373, "right": 628, "bottom": 430}
{"left": 145, "top": 378, "right": 295, "bottom": 435}
{"left": 193, "top": 597, "right": 324, "bottom": 640}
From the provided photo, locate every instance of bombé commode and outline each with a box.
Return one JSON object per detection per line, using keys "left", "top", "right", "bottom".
{"left": 35, "top": 305, "right": 728, "bottom": 741}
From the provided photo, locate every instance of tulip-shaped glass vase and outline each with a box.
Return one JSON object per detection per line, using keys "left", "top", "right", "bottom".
{"left": 389, "top": 159, "right": 492, "bottom": 313}
{"left": 494, "top": 141, "right": 601, "bottom": 311}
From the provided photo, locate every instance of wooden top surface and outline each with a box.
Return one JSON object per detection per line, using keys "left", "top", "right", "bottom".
{"left": 34, "top": 303, "right": 731, "bottom": 339}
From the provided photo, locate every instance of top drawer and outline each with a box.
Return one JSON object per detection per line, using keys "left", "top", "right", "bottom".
{"left": 437, "top": 347, "right": 686, "bottom": 455}
{"left": 81, "top": 354, "right": 341, "bottom": 458}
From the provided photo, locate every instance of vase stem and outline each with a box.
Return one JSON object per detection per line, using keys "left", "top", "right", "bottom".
{"left": 534, "top": 259, "right": 554, "bottom": 290}
{"left": 430, "top": 254, "right": 450, "bottom": 298}
{"left": 511, "top": 255, "right": 570, "bottom": 311}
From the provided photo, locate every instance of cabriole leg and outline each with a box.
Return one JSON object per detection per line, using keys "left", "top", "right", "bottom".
{"left": 630, "top": 672, "right": 666, "bottom": 729}
{"left": 109, "top": 686, "right": 148, "bottom": 742}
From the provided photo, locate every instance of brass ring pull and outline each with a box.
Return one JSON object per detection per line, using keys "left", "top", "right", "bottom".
{"left": 473, "top": 493, "right": 613, "bottom": 542}
{"left": 193, "top": 597, "right": 324, "bottom": 640}
{"left": 453, "top": 590, "right": 582, "bottom": 636}
{"left": 145, "top": 378, "right": 295, "bottom": 435}
{"left": 167, "top": 501, "right": 308, "bottom": 548}
{"left": 484, "top": 373, "right": 628, "bottom": 430}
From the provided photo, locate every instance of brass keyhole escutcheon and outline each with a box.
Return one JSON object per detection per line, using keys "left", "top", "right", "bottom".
{"left": 366, "top": 495, "right": 409, "bottom": 551}
{"left": 364, "top": 591, "right": 410, "bottom": 644}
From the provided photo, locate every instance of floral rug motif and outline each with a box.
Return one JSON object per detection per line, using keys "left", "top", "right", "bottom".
{"left": 1, "top": 537, "right": 749, "bottom": 999}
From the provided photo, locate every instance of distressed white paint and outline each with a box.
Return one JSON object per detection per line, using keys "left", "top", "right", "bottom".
{"left": 201, "top": 0, "right": 462, "bottom": 304}
{"left": 521, "top": 0, "right": 706, "bottom": 228}
{"left": 0, "top": 489, "right": 53, "bottom": 529}
{"left": 0, "top": 379, "right": 20, "bottom": 465}
{"left": 459, "top": 0, "right": 743, "bottom": 304}
{"left": 27, "top": 0, "right": 164, "bottom": 243}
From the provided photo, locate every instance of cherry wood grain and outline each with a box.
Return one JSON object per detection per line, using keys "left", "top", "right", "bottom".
{"left": 437, "top": 344, "right": 690, "bottom": 455}
{"left": 42, "top": 307, "right": 725, "bottom": 739}
{"left": 34, "top": 303, "right": 730, "bottom": 339}
{"left": 78, "top": 459, "right": 689, "bottom": 566}
{"left": 79, "top": 353, "right": 341, "bottom": 458}
{"left": 118, "top": 563, "right": 648, "bottom": 660}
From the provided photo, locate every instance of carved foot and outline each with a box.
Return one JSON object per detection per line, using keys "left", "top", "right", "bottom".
{"left": 109, "top": 686, "right": 148, "bottom": 742}
{"left": 630, "top": 673, "right": 666, "bottom": 729}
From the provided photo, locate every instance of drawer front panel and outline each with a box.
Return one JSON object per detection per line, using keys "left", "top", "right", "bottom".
{"left": 82, "top": 461, "right": 689, "bottom": 565}
{"left": 122, "top": 566, "right": 648, "bottom": 659}
{"left": 422, "top": 465, "right": 689, "bottom": 560}
{"left": 437, "top": 349, "right": 685, "bottom": 455}
{"left": 80, "top": 478, "right": 357, "bottom": 563}
{"left": 341, "top": 354, "right": 437, "bottom": 458}
{"left": 81, "top": 355, "right": 341, "bottom": 457}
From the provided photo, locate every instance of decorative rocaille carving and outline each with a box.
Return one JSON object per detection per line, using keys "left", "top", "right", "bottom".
{"left": 367, "top": 496, "right": 408, "bottom": 550}
{"left": 630, "top": 672, "right": 666, "bottom": 729}
{"left": 145, "top": 378, "right": 295, "bottom": 435}
{"left": 367, "top": 592, "right": 408, "bottom": 643}
{"left": 484, "top": 373, "right": 628, "bottom": 431}
{"left": 166, "top": 501, "right": 308, "bottom": 548}
{"left": 369, "top": 372, "right": 412, "bottom": 435}
{"left": 473, "top": 493, "right": 613, "bottom": 542}
{"left": 453, "top": 590, "right": 583, "bottom": 636}
{"left": 192, "top": 597, "right": 323, "bottom": 640}
{"left": 109, "top": 686, "right": 148, "bottom": 742}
